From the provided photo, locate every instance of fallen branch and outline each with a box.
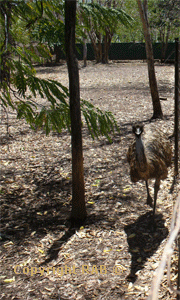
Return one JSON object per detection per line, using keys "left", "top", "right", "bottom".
{"left": 148, "top": 192, "right": 180, "bottom": 300}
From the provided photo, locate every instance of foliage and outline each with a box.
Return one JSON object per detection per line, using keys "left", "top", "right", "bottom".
{"left": 31, "top": 0, "right": 65, "bottom": 49}
{"left": 148, "top": 0, "right": 180, "bottom": 42}
{"left": 115, "top": 0, "right": 180, "bottom": 43}
{"left": 0, "top": 0, "right": 119, "bottom": 141}
{"left": 81, "top": 100, "right": 119, "bottom": 142}
{"left": 78, "top": 2, "right": 133, "bottom": 35}
{"left": 114, "top": 0, "right": 143, "bottom": 42}
{"left": 78, "top": 2, "right": 133, "bottom": 62}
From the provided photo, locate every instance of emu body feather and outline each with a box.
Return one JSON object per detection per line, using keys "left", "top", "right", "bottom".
{"left": 127, "top": 123, "right": 172, "bottom": 222}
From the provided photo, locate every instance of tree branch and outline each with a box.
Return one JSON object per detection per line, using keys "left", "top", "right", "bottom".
{"left": 148, "top": 193, "right": 180, "bottom": 300}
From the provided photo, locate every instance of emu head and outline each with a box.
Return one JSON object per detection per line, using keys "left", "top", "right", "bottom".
{"left": 132, "top": 123, "right": 144, "bottom": 138}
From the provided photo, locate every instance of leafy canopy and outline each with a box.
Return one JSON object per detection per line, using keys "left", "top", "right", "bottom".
{"left": 31, "top": 0, "right": 65, "bottom": 49}
{"left": 78, "top": 2, "right": 133, "bottom": 38}
{"left": 0, "top": 0, "right": 119, "bottom": 141}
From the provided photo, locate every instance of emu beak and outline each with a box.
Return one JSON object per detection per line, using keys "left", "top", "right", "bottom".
{"left": 135, "top": 127, "right": 141, "bottom": 136}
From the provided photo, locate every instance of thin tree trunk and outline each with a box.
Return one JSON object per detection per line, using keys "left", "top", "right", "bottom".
{"left": 82, "top": 0, "right": 87, "bottom": 67}
{"left": 137, "top": 0, "right": 163, "bottom": 119}
{"left": 97, "top": 32, "right": 102, "bottom": 63}
{"left": 105, "top": 30, "right": 113, "bottom": 64}
{"left": 161, "top": 23, "right": 171, "bottom": 63}
{"left": 65, "top": 0, "right": 86, "bottom": 223}
{"left": 1, "top": 1, "right": 11, "bottom": 84}
{"left": 54, "top": 45, "right": 61, "bottom": 63}
{"left": 88, "top": 31, "right": 101, "bottom": 63}
{"left": 83, "top": 37, "right": 87, "bottom": 67}
{"left": 102, "top": 32, "right": 108, "bottom": 64}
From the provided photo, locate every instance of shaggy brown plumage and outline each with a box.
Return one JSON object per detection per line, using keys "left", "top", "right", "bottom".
{"left": 127, "top": 123, "right": 172, "bottom": 219}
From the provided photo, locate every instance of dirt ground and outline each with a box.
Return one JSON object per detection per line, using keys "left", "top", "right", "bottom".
{"left": 0, "top": 61, "right": 179, "bottom": 300}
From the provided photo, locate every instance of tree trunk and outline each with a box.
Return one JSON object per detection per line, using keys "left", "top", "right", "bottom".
{"left": 0, "top": 1, "right": 11, "bottom": 84}
{"left": 102, "top": 29, "right": 113, "bottom": 64}
{"left": 97, "top": 32, "right": 102, "bottom": 63}
{"left": 54, "top": 45, "right": 61, "bottom": 63}
{"left": 102, "top": 33, "right": 108, "bottom": 64}
{"left": 65, "top": 0, "right": 87, "bottom": 223}
{"left": 88, "top": 31, "right": 101, "bottom": 63}
{"left": 161, "top": 23, "right": 171, "bottom": 63}
{"left": 82, "top": 0, "right": 87, "bottom": 67}
{"left": 83, "top": 37, "right": 87, "bottom": 67}
{"left": 137, "top": 0, "right": 163, "bottom": 119}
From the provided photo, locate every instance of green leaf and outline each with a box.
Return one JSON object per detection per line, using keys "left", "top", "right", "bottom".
{"left": 78, "top": 3, "right": 133, "bottom": 35}
{"left": 81, "top": 99, "right": 119, "bottom": 141}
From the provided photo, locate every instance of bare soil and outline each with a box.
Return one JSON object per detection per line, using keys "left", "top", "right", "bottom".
{"left": 0, "top": 61, "right": 179, "bottom": 300}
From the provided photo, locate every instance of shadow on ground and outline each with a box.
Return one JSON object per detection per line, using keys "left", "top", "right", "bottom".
{"left": 124, "top": 212, "right": 168, "bottom": 282}
{"left": 0, "top": 175, "right": 72, "bottom": 243}
{"left": 0, "top": 158, "right": 134, "bottom": 245}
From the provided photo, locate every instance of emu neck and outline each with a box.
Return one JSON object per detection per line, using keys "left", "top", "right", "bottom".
{"left": 135, "top": 135, "right": 146, "bottom": 165}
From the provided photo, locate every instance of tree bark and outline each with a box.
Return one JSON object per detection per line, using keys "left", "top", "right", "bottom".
{"left": 137, "top": 0, "right": 163, "bottom": 119}
{"left": 82, "top": 0, "right": 87, "bottom": 67}
{"left": 102, "top": 33, "right": 108, "bottom": 64}
{"left": 0, "top": 1, "right": 12, "bottom": 84}
{"left": 83, "top": 37, "right": 87, "bottom": 67}
{"left": 97, "top": 32, "right": 102, "bottom": 63}
{"left": 103, "top": 30, "right": 113, "bottom": 64}
{"left": 161, "top": 23, "right": 171, "bottom": 63}
{"left": 88, "top": 31, "right": 101, "bottom": 63}
{"left": 65, "top": 0, "right": 87, "bottom": 223}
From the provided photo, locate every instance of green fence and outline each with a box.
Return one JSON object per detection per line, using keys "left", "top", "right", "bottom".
{"left": 57, "top": 42, "right": 176, "bottom": 61}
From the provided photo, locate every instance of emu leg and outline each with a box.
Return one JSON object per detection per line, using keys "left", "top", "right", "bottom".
{"left": 145, "top": 181, "right": 153, "bottom": 207}
{"left": 153, "top": 179, "right": 160, "bottom": 217}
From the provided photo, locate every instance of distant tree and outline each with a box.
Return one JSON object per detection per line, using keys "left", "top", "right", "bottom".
{"left": 115, "top": 0, "right": 180, "bottom": 44}
{"left": 78, "top": 2, "right": 133, "bottom": 63}
{"left": 149, "top": 0, "right": 180, "bottom": 62}
{"left": 115, "top": 0, "right": 143, "bottom": 43}
{"left": 137, "top": 0, "right": 163, "bottom": 119}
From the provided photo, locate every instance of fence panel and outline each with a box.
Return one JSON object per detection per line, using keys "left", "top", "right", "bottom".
{"left": 56, "top": 43, "right": 176, "bottom": 61}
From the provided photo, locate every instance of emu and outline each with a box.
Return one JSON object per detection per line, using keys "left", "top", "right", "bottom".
{"left": 127, "top": 123, "right": 172, "bottom": 222}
